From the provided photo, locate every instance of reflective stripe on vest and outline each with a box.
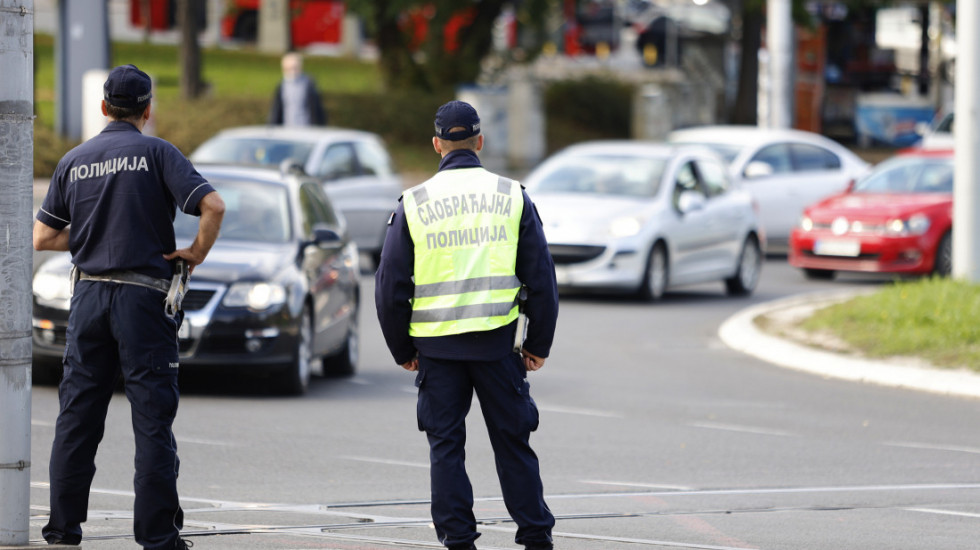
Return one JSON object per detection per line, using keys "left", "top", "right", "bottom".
{"left": 402, "top": 167, "right": 524, "bottom": 337}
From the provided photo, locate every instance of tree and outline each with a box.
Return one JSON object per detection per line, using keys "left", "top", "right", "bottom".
{"left": 347, "top": 0, "right": 552, "bottom": 91}
{"left": 178, "top": 0, "right": 204, "bottom": 99}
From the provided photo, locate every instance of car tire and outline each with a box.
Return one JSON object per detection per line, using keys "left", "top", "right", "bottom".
{"left": 280, "top": 305, "right": 313, "bottom": 395}
{"left": 323, "top": 321, "right": 359, "bottom": 377}
{"left": 933, "top": 231, "right": 952, "bottom": 277}
{"left": 725, "top": 235, "right": 762, "bottom": 296}
{"left": 803, "top": 268, "right": 835, "bottom": 280}
{"left": 639, "top": 242, "right": 668, "bottom": 301}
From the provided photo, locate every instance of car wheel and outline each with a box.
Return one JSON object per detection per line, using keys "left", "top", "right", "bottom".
{"left": 281, "top": 305, "right": 313, "bottom": 395}
{"left": 933, "top": 231, "right": 952, "bottom": 277}
{"left": 725, "top": 235, "right": 762, "bottom": 296}
{"left": 324, "top": 320, "right": 359, "bottom": 377}
{"left": 639, "top": 242, "right": 668, "bottom": 301}
{"left": 803, "top": 268, "right": 835, "bottom": 281}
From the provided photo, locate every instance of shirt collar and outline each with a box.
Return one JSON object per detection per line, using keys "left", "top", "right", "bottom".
{"left": 102, "top": 120, "right": 142, "bottom": 133}
{"left": 438, "top": 149, "right": 482, "bottom": 172}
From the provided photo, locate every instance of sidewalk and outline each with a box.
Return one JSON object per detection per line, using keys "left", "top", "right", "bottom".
{"left": 718, "top": 290, "right": 980, "bottom": 399}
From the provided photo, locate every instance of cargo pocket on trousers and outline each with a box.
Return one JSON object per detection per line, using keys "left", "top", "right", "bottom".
{"left": 515, "top": 375, "right": 540, "bottom": 433}
{"left": 415, "top": 368, "right": 427, "bottom": 432}
{"left": 138, "top": 349, "right": 181, "bottom": 421}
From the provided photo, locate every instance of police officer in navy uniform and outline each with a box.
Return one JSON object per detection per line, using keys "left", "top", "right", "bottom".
{"left": 376, "top": 100, "right": 559, "bottom": 550}
{"left": 33, "top": 64, "right": 225, "bottom": 549}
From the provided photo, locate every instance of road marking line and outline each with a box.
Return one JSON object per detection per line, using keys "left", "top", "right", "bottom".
{"left": 537, "top": 404, "right": 623, "bottom": 418}
{"left": 580, "top": 480, "right": 695, "bottom": 491}
{"left": 905, "top": 507, "right": 980, "bottom": 519}
{"left": 31, "top": 419, "right": 55, "bottom": 428}
{"left": 337, "top": 455, "right": 430, "bottom": 469}
{"left": 176, "top": 436, "right": 239, "bottom": 447}
{"left": 884, "top": 441, "right": 980, "bottom": 455}
{"left": 688, "top": 421, "right": 795, "bottom": 437}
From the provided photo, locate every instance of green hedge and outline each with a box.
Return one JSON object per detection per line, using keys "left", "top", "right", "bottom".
{"left": 33, "top": 78, "right": 633, "bottom": 177}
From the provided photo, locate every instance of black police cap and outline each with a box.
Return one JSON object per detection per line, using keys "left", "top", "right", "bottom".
{"left": 434, "top": 100, "right": 481, "bottom": 141}
{"left": 103, "top": 64, "right": 153, "bottom": 109}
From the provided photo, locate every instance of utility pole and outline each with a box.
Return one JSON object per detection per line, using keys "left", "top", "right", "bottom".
{"left": 766, "top": 0, "right": 793, "bottom": 129}
{"left": 954, "top": 0, "right": 980, "bottom": 281}
{"left": 0, "top": 0, "right": 35, "bottom": 546}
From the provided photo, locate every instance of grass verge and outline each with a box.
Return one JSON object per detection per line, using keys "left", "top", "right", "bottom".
{"left": 800, "top": 277, "right": 980, "bottom": 372}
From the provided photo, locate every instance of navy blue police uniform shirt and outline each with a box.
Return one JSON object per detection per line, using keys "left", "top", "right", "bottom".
{"left": 37, "top": 121, "right": 215, "bottom": 280}
{"left": 376, "top": 149, "right": 559, "bottom": 364}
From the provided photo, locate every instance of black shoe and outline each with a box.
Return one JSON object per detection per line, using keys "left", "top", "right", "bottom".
{"left": 175, "top": 538, "right": 194, "bottom": 549}
{"left": 525, "top": 544, "right": 553, "bottom": 550}
{"left": 45, "top": 536, "right": 81, "bottom": 546}
{"left": 447, "top": 544, "right": 476, "bottom": 550}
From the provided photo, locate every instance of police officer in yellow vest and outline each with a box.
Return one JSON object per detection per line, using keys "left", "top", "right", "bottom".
{"left": 376, "top": 101, "right": 559, "bottom": 550}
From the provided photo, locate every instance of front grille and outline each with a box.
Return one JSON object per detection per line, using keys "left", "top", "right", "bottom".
{"left": 802, "top": 250, "right": 880, "bottom": 261}
{"left": 182, "top": 289, "right": 216, "bottom": 311}
{"left": 548, "top": 244, "right": 606, "bottom": 265}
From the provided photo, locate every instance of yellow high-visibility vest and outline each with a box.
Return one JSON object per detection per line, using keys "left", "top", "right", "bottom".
{"left": 402, "top": 167, "right": 524, "bottom": 337}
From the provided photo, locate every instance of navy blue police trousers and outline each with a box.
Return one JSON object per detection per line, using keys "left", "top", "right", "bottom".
{"left": 43, "top": 281, "right": 184, "bottom": 550}
{"left": 416, "top": 353, "right": 554, "bottom": 549}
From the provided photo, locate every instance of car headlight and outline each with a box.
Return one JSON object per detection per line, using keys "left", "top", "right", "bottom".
{"left": 33, "top": 272, "right": 72, "bottom": 310}
{"left": 609, "top": 216, "right": 643, "bottom": 238}
{"left": 886, "top": 214, "right": 931, "bottom": 236}
{"left": 223, "top": 282, "right": 287, "bottom": 311}
{"left": 907, "top": 214, "right": 931, "bottom": 235}
{"left": 800, "top": 216, "right": 813, "bottom": 231}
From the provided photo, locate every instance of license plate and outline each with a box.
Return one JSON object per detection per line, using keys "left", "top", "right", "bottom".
{"left": 178, "top": 322, "right": 190, "bottom": 340}
{"left": 814, "top": 239, "right": 860, "bottom": 257}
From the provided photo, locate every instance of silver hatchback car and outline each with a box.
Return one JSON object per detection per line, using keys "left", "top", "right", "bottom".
{"left": 525, "top": 141, "right": 765, "bottom": 300}
{"left": 191, "top": 126, "right": 403, "bottom": 261}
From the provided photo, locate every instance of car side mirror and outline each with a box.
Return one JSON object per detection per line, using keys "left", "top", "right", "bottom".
{"left": 743, "top": 161, "right": 774, "bottom": 179}
{"left": 279, "top": 158, "right": 306, "bottom": 176}
{"left": 677, "top": 190, "right": 706, "bottom": 214}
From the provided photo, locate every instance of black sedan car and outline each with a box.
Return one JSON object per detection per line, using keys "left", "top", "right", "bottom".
{"left": 31, "top": 165, "right": 360, "bottom": 394}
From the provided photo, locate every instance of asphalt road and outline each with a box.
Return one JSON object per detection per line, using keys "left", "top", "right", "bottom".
{"left": 21, "top": 257, "right": 980, "bottom": 550}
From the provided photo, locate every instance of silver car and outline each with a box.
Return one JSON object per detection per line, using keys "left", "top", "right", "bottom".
{"left": 190, "top": 125, "right": 403, "bottom": 261}
{"left": 669, "top": 125, "right": 870, "bottom": 250}
{"left": 525, "top": 141, "right": 764, "bottom": 300}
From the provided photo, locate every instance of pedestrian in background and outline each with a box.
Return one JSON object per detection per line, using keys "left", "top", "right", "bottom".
{"left": 375, "top": 100, "right": 559, "bottom": 550}
{"left": 33, "top": 64, "right": 225, "bottom": 550}
{"left": 268, "top": 51, "right": 328, "bottom": 126}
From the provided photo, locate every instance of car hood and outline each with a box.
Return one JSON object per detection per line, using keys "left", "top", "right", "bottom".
{"left": 186, "top": 241, "right": 295, "bottom": 283}
{"left": 807, "top": 192, "right": 952, "bottom": 220}
{"left": 532, "top": 193, "right": 653, "bottom": 243}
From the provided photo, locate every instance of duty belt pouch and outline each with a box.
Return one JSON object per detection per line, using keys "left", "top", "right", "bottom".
{"left": 513, "top": 286, "right": 528, "bottom": 353}
{"left": 69, "top": 264, "right": 79, "bottom": 296}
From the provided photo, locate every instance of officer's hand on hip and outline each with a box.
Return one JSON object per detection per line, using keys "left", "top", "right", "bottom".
{"left": 522, "top": 350, "right": 546, "bottom": 371}
{"left": 401, "top": 358, "right": 419, "bottom": 372}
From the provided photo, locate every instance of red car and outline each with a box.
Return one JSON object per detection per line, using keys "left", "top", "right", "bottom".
{"left": 789, "top": 149, "right": 953, "bottom": 280}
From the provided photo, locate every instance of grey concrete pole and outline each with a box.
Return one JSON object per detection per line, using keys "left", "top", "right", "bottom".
{"left": 258, "top": 0, "right": 291, "bottom": 54}
{"left": 766, "top": 0, "right": 792, "bottom": 129}
{"left": 0, "top": 0, "right": 35, "bottom": 545}
{"left": 954, "top": 0, "right": 980, "bottom": 282}
{"left": 55, "top": 0, "right": 109, "bottom": 140}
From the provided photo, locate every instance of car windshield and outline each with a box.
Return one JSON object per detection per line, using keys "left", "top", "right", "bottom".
{"left": 175, "top": 180, "right": 292, "bottom": 243}
{"left": 854, "top": 157, "right": 953, "bottom": 194}
{"left": 191, "top": 137, "right": 315, "bottom": 167}
{"left": 527, "top": 154, "right": 666, "bottom": 197}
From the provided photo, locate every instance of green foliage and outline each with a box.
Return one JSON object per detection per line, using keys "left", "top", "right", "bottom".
{"left": 801, "top": 277, "right": 980, "bottom": 371}
{"left": 544, "top": 77, "right": 633, "bottom": 153}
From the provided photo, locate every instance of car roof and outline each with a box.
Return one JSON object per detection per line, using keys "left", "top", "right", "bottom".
{"left": 669, "top": 125, "right": 840, "bottom": 146}
{"left": 556, "top": 140, "right": 718, "bottom": 158}
{"left": 208, "top": 125, "right": 380, "bottom": 143}
{"left": 195, "top": 164, "right": 301, "bottom": 189}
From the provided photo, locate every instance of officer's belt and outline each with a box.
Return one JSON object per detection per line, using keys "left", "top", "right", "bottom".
{"left": 79, "top": 270, "right": 170, "bottom": 294}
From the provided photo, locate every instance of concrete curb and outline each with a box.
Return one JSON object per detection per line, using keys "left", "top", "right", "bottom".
{"left": 718, "top": 290, "right": 980, "bottom": 399}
